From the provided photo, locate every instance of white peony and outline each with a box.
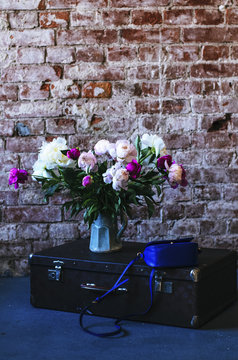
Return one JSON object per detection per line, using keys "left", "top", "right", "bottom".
{"left": 32, "top": 159, "right": 53, "bottom": 180}
{"left": 103, "top": 162, "right": 122, "bottom": 184}
{"left": 141, "top": 134, "right": 166, "bottom": 157}
{"left": 116, "top": 139, "right": 137, "bottom": 163}
{"left": 94, "top": 139, "right": 110, "bottom": 156}
{"left": 38, "top": 137, "right": 74, "bottom": 169}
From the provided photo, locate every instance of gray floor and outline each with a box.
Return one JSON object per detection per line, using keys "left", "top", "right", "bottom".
{"left": 0, "top": 276, "right": 238, "bottom": 360}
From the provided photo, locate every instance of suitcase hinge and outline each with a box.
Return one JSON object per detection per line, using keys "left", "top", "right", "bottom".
{"left": 154, "top": 272, "right": 173, "bottom": 294}
{"left": 190, "top": 268, "right": 201, "bottom": 282}
{"left": 48, "top": 260, "right": 64, "bottom": 282}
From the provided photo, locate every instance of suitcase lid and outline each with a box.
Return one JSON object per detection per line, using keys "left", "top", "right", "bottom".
{"left": 29, "top": 239, "right": 237, "bottom": 282}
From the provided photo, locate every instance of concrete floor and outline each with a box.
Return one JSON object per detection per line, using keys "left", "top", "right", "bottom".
{"left": 0, "top": 276, "right": 238, "bottom": 360}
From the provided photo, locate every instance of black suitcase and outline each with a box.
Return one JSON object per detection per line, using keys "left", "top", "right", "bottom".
{"left": 29, "top": 239, "right": 237, "bottom": 328}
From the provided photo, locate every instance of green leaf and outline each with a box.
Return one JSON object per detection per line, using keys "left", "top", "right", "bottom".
{"left": 144, "top": 196, "right": 155, "bottom": 218}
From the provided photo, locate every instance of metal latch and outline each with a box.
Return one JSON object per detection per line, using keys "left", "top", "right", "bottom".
{"left": 154, "top": 272, "right": 173, "bottom": 294}
{"left": 48, "top": 260, "right": 64, "bottom": 281}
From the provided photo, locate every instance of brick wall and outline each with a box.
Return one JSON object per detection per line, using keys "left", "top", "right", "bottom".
{"left": 0, "top": 0, "right": 237, "bottom": 276}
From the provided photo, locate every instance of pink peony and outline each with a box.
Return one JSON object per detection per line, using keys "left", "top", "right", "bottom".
{"left": 126, "top": 159, "right": 141, "bottom": 179}
{"left": 157, "top": 155, "right": 172, "bottom": 170}
{"left": 67, "top": 148, "right": 80, "bottom": 160}
{"left": 78, "top": 151, "right": 97, "bottom": 172}
{"left": 9, "top": 168, "right": 28, "bottom": 189}
{"left": 82, "top": 175, "right": 93, "bottom": 187}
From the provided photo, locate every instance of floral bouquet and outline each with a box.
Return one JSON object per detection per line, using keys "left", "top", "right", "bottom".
{"left": 9, "top": 134, "right": 187, "bottom": 228}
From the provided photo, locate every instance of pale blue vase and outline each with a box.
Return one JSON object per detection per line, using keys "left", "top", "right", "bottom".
{"left": 89, "top": 212, "right": 128, "bottom": 253}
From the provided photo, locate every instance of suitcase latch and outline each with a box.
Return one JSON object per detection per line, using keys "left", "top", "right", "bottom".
{"left": 48, "top": 260, "right": 64, "bottom": 281}
{"left": 154, "top": 272, "right": 173, "bottom": 294}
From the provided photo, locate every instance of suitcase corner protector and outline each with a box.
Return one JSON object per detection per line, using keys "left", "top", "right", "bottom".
{"left": 190, "top": 315, "right": 200, "bottom": 328}
{"left": 190, "top": 268, "right": 201, "bottom": 282}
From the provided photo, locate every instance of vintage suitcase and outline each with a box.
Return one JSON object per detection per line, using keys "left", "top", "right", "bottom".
{"left": 29, "top": 239, "right": 237, "bottom": 328}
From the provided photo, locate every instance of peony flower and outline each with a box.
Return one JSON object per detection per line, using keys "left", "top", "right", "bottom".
{"left": 112, "top": 168, "right": 129, "bottom": 191}
{"left": 168, "top": 163, "right": 188, "bottom": 189}
{"left": 78, "top": 151, "right": 97, "bottom": 172}
{"left": 107, "top": 143, "right": 117, "bottom": 159}
{"left": 116, "top": 139, "right": 137, "bottom": 163}
{"left": 126, "top": 159, "right": 141, "bottom": 179}
{"left": 82, "top": 175, "right": 93, "bottom": 187}
{"left": 102, "top": 162, "right": 122, "bottom": 184}
{"left": 157, "top": 155, "right": 172, "bottom": 170}
{"left": 32, "top": 159, "right": 53, "bottom": 180}
{"left": 38, "top": 137, "right": 74, "bottom": 169}
{"left": 141, "top": 134, "right": 166, "bottom": 157}
{"left": 67, "top": 148, "right": 80, "bottom": 160}
{"left": 9, "top": 168, "right": 28, "bottom": 189}
{"left": 94, "top": 139, "right": 110, "bottom": 156}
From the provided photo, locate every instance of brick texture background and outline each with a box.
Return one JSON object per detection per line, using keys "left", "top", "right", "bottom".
{"left": 0, "top": 0, "right": 237, "bottom": 276}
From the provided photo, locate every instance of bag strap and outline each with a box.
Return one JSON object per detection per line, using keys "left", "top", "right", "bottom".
{"left": 79, "top": 237, "right": 197, "bottom": 337}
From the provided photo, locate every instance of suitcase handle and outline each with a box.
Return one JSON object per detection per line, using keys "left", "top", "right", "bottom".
{"left": 80, "top": 282, "right": 128, "bottom": 294}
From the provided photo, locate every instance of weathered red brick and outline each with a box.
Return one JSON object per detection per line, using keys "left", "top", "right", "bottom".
{"left": 174, "top": 81, "right": 201, "bottom": 96}
{"left": 19, "top": 84, "right": 49, "bottom": 100}
{"left": 16, "top": 119, "right": 45, "bottom": 136}
{"left": 141, "top": 83, "right": 160, "bottom": 96}
{"left": 47, "top": 0, "right": 78, "bottom": 8}
{"left": 203, "top": 45, "right": 229, "bottom": 61}
{"left": 173, "top": 0, "right": 221, "bottom": 5}
{"left": 203, "top": 81, "right": 232, "bottom": 96}
{"left": 102, "top": 10, "right": 130, "bottom": 26}
{"left": 0, "top": 29, "right": 54, "bottom": 47}
{"left": 132, "top": 10, "right": 162, "bottom": 26}
{"left": 0, "top": 120, "right": 14, "bottom": 136}
{"left": 75, "top": 47, "right": 104, "bottom": 62}
{"left": 138, "top": 46, "right": 160, "bottom": 62}
{"left": 135, "top": 100, "right": 160, "bottom": 114}
{"left": 1, "top": 65, "right": 62, "bottom": 83}
{"left": 0, "top": 192, "right": 18, "bottom": 206}
{"left": 0, "top": 85, "right": 18, "bottom": 101}
{"left": 121, "top": 29, "right": 160, "bottom": 43}
{"left": 40, "top": 11, "right": 69, "bottom": 28}
{"left": 161, "top": 28, "right": 180, "bottom": 43}
{"left": 58, "top": 29, "right": 118, "bottom": 45}
{"left": 191, "top": 64, "right": 238, "bottom": 78}
{"left": 6, "top": 137, "right": 44, "bottom": 152}
{"left": 111, "top": 0, "right": 169, "bottom": 6}
{"left": 4, "top": 206, "right": 62, "bottom": 223}
{"left": 82, "top": 82, "right": 112, "bottom": 98}
{"left": 49, "top": 223, "right": 79, "bottom": 239}
{"left": 195, "top": 9, "right": 224, "bottom": 25}
{"left": 46, "top": 118, "right": 76, "bottom": 134}
{"left": 47, "top": 46, "right": 75, "bottom": 63}
{"left": 70, "top": 10, "right": 97, "bottom": 27}
{"left": 17, "top": 48, "right": 45, "bottom": 64}
{"left": 162, "top": 99, "right": 190, "bottom": 114}
{"left": 231, "top": 46, "right": 238, "bottom": 59}
{"left": 51, "top": 80, "right": 80, "bottom": 99}
{"left": 192, "top": 98, "right": 220, "bottom": 113}
{"left": 164, "top": 45, "right": 199, "bottom": 62}
{"left": 108, "top": 46, "right": 137, "bottom": 62}
{"left": 9, "top": 11, "right": 38, "bottom": 29}
{"left": 64, "top": 64, "right": 125, "bottom": 81}
{"left": 0, "top": 0, "right": 43, "bottom": 10}
{"left": 4, "top": 101, "right": 62, "bottom": 119}
{"left": 226, "top": 9, "right": 238, "bottom": 25}
{"left": 164, "top": 9, "right": 193, "bottom": 25}
{"left": 0, "top": 152, "right": 19, "bottom": 171}
{"left": 128, "top": 65, "right": 159, "bottom": 80}
{"left": 163, "top": 65, "right": 187, "bottom": 80}
{"left": 184, "top": 27, "right": 238, "bottom": 43}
